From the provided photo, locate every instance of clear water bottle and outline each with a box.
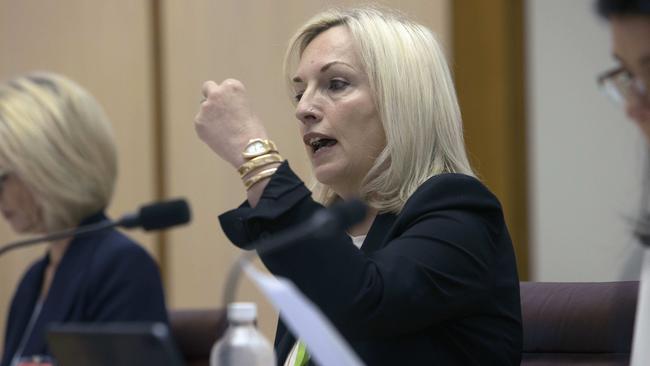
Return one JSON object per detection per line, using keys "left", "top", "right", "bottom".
{"left": 210, "top": 302, "right": 276, "bottom": 366}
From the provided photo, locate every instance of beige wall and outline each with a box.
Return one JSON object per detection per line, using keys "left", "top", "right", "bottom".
{"left": 0, "top": 0, "right": 157, "bottom": 354}
{"left": 0, "top": 0, "right": 450, "bottom": 354}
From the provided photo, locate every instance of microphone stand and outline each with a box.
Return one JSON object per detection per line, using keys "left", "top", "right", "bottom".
{"left": 218, "top": 200, "right": 368, "bottom": 366}
{"left": 0, "top": 198, "right": 191, "bottom": 258}
{"left": 221, "top": 226, "right": 313, "bottom": 308}
{"left": 0, "top": 220, "right": 116, "bottom": 257}
{"left": 221, "top": 199, "right": 367, "bottom": 308}
{"left": 222, "top": 250, "right": 257, "bottom": 309}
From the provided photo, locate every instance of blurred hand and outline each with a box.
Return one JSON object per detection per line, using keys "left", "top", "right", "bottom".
{"left": 195, "top": 79, "right": 268, "bottom": 168}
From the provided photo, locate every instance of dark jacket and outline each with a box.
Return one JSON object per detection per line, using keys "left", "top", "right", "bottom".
{"left": 1, "top": 212, "right": 168, "bottom": 366}
{"left": 220, "top": 162, "right": 522, "bottom": 365}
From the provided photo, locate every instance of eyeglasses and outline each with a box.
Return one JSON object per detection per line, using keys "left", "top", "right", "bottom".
{"left": 597, "top": 67, "right": 648, "bottom": 105}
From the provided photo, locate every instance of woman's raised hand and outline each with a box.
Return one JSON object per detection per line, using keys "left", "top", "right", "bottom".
{"left": 195, "top": 79, "right": 268, "bottom": 168}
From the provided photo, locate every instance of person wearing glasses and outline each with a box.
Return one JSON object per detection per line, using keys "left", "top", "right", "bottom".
{"left": 0, "top": 72, "right": 168, "bottom": 366}
{"left": 597, "top": 1, "right": 650, "bottom": 247}
{"left": 597, "top": 0, "right": 650, "bottom": 140}
{"left": 195, "top": 6, "right": 522, "bottom": 365}
{"left": 597, "top": 2, "right": 650, "bottom": 362}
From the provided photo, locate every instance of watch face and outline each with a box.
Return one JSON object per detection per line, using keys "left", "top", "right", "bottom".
{"left": 243, "top": 139, "right": 277, "bottom": 159}
{"left": 246, "top": 140, "right": 267, "bottom": 155}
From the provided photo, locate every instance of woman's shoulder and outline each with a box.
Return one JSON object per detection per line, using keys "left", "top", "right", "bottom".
{"left": 86, "top": 228, "right": 157, "bottom": 268}
{"left": 13, "top": 255, "right": 48, "bottom": 292}
{"left": 72, "top": 212, "right": 153, "bottom": 261}
{"left": 401, "top": 173, "right": 503, "bottom": 217}
{"left": 82, "top": 229, "right": 163, "bottom": 294}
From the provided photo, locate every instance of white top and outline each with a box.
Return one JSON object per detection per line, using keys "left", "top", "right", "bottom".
{"left": 284, "top": 343, "right": 300, "bottom": 366}
{"left": 350, "top": 234, "right": 366, "bottom": 249}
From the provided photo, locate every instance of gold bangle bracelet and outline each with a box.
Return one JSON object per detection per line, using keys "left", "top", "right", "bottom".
{"left": 243, "top": 167, "right": 278, "bottom": 190}
{"left": 237, "top": 153, "right": 284, "bottom": 177}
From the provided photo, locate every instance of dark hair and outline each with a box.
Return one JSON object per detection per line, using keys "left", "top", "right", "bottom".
{"left": 597, "top": 0, "right": 650, "bottom": 18}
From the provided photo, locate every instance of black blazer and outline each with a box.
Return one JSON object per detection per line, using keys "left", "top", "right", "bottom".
{"left": 0, "top": 213, "right": 168, "bottom": 366}
{"left": 220, "top": 162, "right": 522, "bottom": 365}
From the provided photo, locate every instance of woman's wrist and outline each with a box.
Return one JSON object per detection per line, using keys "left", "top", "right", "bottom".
{"left": 227, "top": 131, "right": 269, "bottom": 167}
{"left": 244, "top": 161, "right": 282, "bottom": 207}
{"left": 236, "top": 137, "right": 284, "bottom": 191}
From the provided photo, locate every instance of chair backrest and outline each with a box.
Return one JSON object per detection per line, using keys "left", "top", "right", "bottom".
{"left": 170, "top": 284, "right": 639, "bottom": 366}
{"left": 169, "top": 309, "right": 227, "bottom": 366}
{"left": 521, "top": 281, "right": 638, "bottom": 366}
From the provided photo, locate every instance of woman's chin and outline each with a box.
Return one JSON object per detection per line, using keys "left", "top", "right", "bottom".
{"left": 10, "top": 220, "right": 41, "bottom": 235}
{"left": 313, "top": 171, "right": 363, "bottom": 200}
{"left": 312, "top": 166, "right": 340, "bottom": 187}
{"left": 10, "top": 225, "right": 30, "bottom": 234}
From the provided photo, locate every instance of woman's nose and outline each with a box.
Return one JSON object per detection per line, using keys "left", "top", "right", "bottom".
{"left": 295, "top": 95, "right": 323, "bottom": 124}
{"left": 626, "top": 94, "right": 646, "bottom": 122}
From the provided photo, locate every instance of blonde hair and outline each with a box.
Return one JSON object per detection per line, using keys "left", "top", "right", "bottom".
{"left": 0, "top": 72, "right": 117, "bottom": 231}
{"left": 284, "top": 6, "right": 474, "bottom": 213}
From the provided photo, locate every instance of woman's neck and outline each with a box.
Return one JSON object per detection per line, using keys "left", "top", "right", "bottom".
{"left": 48, "top": 238, "right": 71, "bottom": 267}
{"left": 40, "top": 238, "right": 71, "bottom": 300}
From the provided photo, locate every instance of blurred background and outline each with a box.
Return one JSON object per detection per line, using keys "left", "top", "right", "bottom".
{"left": 0, "top": 0, "right": 643, "bottom": 348}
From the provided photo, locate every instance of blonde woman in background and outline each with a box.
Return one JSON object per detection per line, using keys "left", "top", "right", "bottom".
{"left": 0, "top": 73, "right": 168, "bottom": 366}
{"left": 196, "top": 7, "right": 522, "bottom": 365}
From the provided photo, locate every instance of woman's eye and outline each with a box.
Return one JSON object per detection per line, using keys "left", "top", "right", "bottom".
{"left": 615, "top": 67, "right": 635, "bottom": 82}
{"left": 622, "top": 69, "right": 634, "bottom": 80}
{"left": 294, "top": 92, "right": 304, "bottom": 102}
{"left": 329, "top": 79, "right": 349, "bottom": 91}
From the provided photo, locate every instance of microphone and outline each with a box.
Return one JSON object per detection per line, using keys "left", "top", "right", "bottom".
{"left": 0, "top": 198, "right": 191, "bottom": 257}
{"left": 303, "top": 199, "right": 367, "bottom": 241}
{"left": 249, "top": 199, "right": 367, "bottom": 255}
{"left": 222, "top": 199, "right": 367, "bottom": 306}
{"left": 118, "top": 199, "right": 191, "bottom": 231}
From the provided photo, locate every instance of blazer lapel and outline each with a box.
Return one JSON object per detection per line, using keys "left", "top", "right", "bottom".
{"left": 37, "top": 212, "right": 107, "bottom": 327}
{"left": 275, "top": 324, "right": 296, "bottom": 365}
{"left": 23, "top": 232, "right": 99, "bottom": 355}
{"left": 360, "top": 213, "right": 397, "bottom": 254}
{"left": 40, "top": 234, "right": 98, "bottom": 318}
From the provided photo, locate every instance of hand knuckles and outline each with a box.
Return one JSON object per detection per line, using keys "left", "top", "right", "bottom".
{"left": 202, "top": 80, "right": 216, "bottom": 94}
{"left": 206, "top": 89, "right": 220, "bottom": 100}
{"left": 222, "top": 78, "right": 244, "bottom": 92}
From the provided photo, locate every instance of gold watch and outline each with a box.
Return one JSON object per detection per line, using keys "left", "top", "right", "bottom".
{"left": 242, "top": 138, "right": 278, "bottom": 159}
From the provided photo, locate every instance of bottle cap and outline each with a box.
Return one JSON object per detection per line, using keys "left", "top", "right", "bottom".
{"left": 227, "top": 302, "right": 257, "bottom": 322}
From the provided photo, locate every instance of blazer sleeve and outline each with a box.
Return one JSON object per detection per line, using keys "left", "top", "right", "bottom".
{"left": 219, "top": 161, "right": 512, "bottom": 339}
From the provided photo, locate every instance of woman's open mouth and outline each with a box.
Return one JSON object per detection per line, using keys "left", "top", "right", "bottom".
{"left": 309, "top": 137, "right": 338, "bottom": 153}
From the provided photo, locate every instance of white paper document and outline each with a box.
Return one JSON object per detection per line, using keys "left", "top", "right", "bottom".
{"left": 631, "top": 248, "right": 650, "bottom": 366}
{"left": 243, "top": 262, "right": 364, "bottom": 366}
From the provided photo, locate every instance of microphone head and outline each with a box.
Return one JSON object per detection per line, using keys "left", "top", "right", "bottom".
{"left": 138, "top": 199, "right": 191, "bottom": 231}
{"left": 309, "top": 199, "right": 367, "bottom": 237}
{"left": 328, "top": 199, "right": 367, "bottom": 230}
